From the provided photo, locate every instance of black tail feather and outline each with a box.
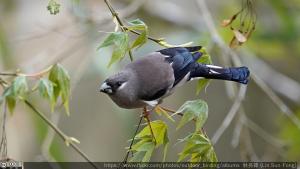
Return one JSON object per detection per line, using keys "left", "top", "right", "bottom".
{"left": 190, "top": 64, "right": 250, "bottom": 84}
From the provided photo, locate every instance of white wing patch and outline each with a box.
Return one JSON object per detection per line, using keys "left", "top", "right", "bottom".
{"left": 142, "top": 100, "right": 159, "bottom": 107}
{"left": 207, "top": 65, "right": 222, "bottom": 69}
{"left": 209, "top": 70, "right": 221, "bottom": 74}
{"left": 190, "top": 77, "right": 205, "bottom": 81}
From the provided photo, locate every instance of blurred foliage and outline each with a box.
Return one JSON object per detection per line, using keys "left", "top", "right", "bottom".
{"left": 47, "top": 0, "right": 61, "bottom": 15}
{"left": 279, "top": 110, "right": 300, "bottom": 161}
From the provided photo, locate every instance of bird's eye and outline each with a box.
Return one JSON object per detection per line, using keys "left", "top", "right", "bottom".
{"left": 116, "top": 81, "right": 122, "bottom": 87}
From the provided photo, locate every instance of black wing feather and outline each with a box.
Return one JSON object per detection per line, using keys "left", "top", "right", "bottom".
{"left": 157, "top": 46, "right": 203, "bottom": 87}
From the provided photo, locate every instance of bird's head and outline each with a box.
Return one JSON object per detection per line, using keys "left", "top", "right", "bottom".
{"left": 99, "top": 71, "right": 130, "bottom": 95}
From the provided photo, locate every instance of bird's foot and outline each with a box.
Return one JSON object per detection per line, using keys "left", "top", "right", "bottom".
{"left": 143, "top": 107, "right": 157, "bottom": 145}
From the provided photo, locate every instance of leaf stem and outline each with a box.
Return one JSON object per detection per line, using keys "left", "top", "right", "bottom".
{"left": 23, "top": 99, "right": 98, "bottom": 169}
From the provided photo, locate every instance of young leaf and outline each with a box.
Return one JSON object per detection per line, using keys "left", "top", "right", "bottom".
{"left": 6, "top": 96, "right": 16, "bottom": 114}
{"left": 49, "top": 64, "right": 71, "bottom": 115}
{"left": 176, "top": 100, "right": 208, "bottom": 132}
{"left": 136, "top": 120, "right": 168, "bottom": 146}
{"left": 130, "top": 120, "right": 169, "bottom": 162}
{"left": 196, "top": 79, "right": 210, "bottom": 95}
{"left": 154, "top": 106, "right": 175, "bottom": 122}
{"left": 127, "top": 19, "right": 148, "bottom": 49}
{"left": 97, "top": 32, "right": 123, "bottom": 49}
{"left": 98, "top": 32, "right": 129, "bottom": 67}
{"left": 196, "top": 48, "right": 212, "bottom": 94}
{"left": 178, "top": 133, "right": 217, "bottom": 162}
{"left": 1, "top": 76, "right": 28, "bottom": 114}
{"left": 47, "top": 0, "right": 60, "bottom": 15}
{"left": 38, "top": 78, "right": 55, "bottom": 111}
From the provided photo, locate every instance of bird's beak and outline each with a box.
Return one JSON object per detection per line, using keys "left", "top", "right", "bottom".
{"left": 99, "top": 82, "right": 113, "bottom": 94}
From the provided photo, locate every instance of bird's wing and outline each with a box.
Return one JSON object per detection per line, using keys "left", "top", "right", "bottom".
{"left": 157, "top": 46, "right": 203, "bottom": 87}
{"left": 125, "top": 53, "right": 175, "bottom": 101}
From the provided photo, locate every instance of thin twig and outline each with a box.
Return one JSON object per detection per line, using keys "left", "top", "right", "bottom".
{"left": 123, "top": 113, "right": 143, "bottom": 163}
{"left": 0, "top": 100, "right": 8, "bottom": 159}
{"left": 23, "top": 99, "right": 98, "bottom": 169}
{"left": 242, "top": 114, "right": 286, "bottom": 149}
{"left": 0, "top": 73, "right": 18, "bottom": 77}
{"left": 196, "top": 0, "right": 300, "bottom": 132}
{"left": 211, "top": 85, "right": 247, "bottom": 145}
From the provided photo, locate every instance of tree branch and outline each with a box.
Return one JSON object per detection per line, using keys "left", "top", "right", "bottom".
{"left": 211, "top": 85, "right": 247, "bottom": 145}
{"left": 23, "top": 99, "right": 98, "bottom": 169}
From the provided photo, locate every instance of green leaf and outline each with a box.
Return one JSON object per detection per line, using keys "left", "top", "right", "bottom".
{"left": 131, "top": 31, "right": 147, "bottom": 49}
{"left": 2, "top": 76, "right": 28, "bottom": 114}
{"left": 128, "top": 19, "right": 147, "bottom": 30}
{"left": 176, "top": 99, "right": 208, "bottom": 132}
{"left": 178, "top": 133, "right": 217, "bottom": 162}
{"left": 6, "top": 96, "right": 16, "bottom": 114}
{"left": 196, "top": 79, "right": 210, "bottom": 95}
{"left": 136, "top": 120, "right": 168, "bottom": 146}
{"left": 154, "top": 106, "right": 175, "bottom": 122}
{"left": 196, "top": 47, "right": 212, "bottom": 94}
{"left": 38, "top": 78, "right": 55, "bottom": 112}
{"left": 127, "top": 19, "right": 148, "bottom": 49}
{"left": 12, "top": 76, "right": 28, "bottom": 98}
{"left": 130, "top": 120, "right": 169, "bottom": 162}
{"left": 47, "top": 0, "right": 60, "bottom": 15}
{"left": 97, "top": 32, "right": 129, "bottom": 67}
{"left": 49, "top": 64, "right": 71, "bottom": 115}
{"left": 130, "top": 151, "right": 146, "bottom": 162}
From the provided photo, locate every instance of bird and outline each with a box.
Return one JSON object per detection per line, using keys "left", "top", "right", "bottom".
{"left": 99, "top": 46, "right": 250, "bottom": 110}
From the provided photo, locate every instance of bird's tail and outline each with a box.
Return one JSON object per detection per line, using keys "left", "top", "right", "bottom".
{"left": 190, "top": 64, "right": 250, "bottom": 84}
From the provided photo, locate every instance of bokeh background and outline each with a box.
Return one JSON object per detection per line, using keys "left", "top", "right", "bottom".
{"left": 0, "top": 0, "right": 300, "bottom": 162}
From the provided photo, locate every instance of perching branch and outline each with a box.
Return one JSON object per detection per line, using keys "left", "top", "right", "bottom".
{"left": 123, "top": 113, "right": 143, "bottom": 163}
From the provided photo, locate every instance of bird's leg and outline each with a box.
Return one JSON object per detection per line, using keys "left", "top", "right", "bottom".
{"left": 143, "top": 107, "right": 157, "bottom": 144}
{"left": 159, "top": 106, "right": 176, "bottom": 113}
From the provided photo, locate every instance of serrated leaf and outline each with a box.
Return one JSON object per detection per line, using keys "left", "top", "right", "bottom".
{"left": 130, "top": 151, "right": 146, "bottom": 162}
{"left": 97, "top": 32, "right": 125, "bottom": 49}
{"left": 198, "top": 48, "right": 212, "bottom": 64}
{"left": 176, "top": 100, "right": 208, "bottom": 132}
{"left": 196, "top": 48, "right": 212, "bottom": 94}
{"left": 131, "top": 31, "right": 147, "bottom": 49}
{"left": 38, "top": 78, "right": 55, "bottom": 112}
{"left": 127, "top": 19, "right": 147, "bottom": 31}
{"left": 154, "top": 106, "right": 175, "bottom": 122}
{"left": 130, "top": 120, "right": 169, "bottom": 162}
{"left": 49, "top": 64, "right": 71, "bottom": 115}
{"left": 97, "top": 32, "right": 129, "bottom": 67}
{"left": 12, "top": 76, "right": 28, "bottom": 97}
{"left": 136, "top": 120, "right": 168, "bottom": 146}
{"left": 127, "top": 19, "right": 148, "bottom": 49}
{"left": 1, "top": 76, "right": 28, "bottom": 114}
{"left": 47, "top": 0, "right": 60, "bottom": 15}
{"left": 196, "top": 79, "right": 210, "bottom": 95}
{"left": 178, "top": 133, "right": 217, "bottom": 162}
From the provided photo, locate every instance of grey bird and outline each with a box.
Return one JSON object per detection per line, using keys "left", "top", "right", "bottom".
{"left": 99, "top": 46, "right": 250, "bottom": 109}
